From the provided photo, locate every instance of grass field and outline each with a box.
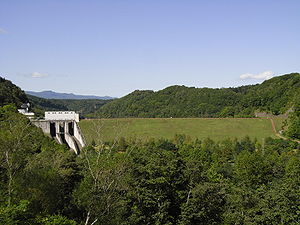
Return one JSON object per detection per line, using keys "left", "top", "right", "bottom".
{"left": 79, "top": 117, "right": 286, "bottom": 144}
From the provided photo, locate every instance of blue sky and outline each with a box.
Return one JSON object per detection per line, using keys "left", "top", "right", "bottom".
{"left": 1, "top": 0, "right": 299, "bottom": 97}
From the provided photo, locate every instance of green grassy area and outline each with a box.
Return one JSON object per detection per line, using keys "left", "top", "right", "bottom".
{"left": 79, "top": 118, "right": 284, "bottom": 145}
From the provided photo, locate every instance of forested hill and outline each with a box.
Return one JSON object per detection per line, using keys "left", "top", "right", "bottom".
{"left": 95, "top": 73, "right": 300, "bottom": 118}
{"left": 0, "top": 77, "right": 29, "bottom": 107}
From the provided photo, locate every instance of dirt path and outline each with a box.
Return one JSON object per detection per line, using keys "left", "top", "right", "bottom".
{"left": 270, "top": 118, "right": 300, "bottom": 143}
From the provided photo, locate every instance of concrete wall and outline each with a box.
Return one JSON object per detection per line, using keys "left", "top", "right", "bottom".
{"left": 31, "top": 120, "right": 51, "bottom": 134}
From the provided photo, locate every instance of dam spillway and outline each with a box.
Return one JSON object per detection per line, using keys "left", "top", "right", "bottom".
{"left": 31, "top": 111, "right": 86, "bottom": 154}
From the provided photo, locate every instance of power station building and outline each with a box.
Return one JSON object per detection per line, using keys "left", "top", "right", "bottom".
{"left": 45, "top": 111, "right": 80, "bottom": 122}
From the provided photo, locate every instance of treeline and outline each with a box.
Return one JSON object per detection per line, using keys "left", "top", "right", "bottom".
{"left": 95, "top": 73, "right": 300, "bottom": 118}
{"left": 2, "top": 73, "right": 299, "bottom": 119}
{"left": 1, "top": 105, "right": 300, "bottom": 224}
{"left": 285, "top": 99, "right": 300, "bottom": 140}
{"left": 27, "top": 95, "right": 111, "bottom": 118}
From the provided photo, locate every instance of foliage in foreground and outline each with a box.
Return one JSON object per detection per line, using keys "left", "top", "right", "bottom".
{"left": 1, "top": 105, "right": 300, "bottom": 224}
{"left": 285, "top": 97, "right": 300, "bottom": 140}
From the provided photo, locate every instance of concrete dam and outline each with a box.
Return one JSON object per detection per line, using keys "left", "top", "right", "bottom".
{"left": 32, "top": 111, "right": 86, "bottom": 154}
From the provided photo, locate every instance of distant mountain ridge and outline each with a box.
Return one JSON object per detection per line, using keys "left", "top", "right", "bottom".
{"left": 27, "top": 94, "right": 111, "bottom": 117}
{"left": 26, "top": 90, "right": 115, "bottom": 100}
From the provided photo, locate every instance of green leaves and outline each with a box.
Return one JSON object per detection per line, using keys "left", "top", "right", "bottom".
{"left": 285, "top": 99, "right": 300, "bottom": 140}
{"left": 36, "top": 215, "right": 77, "bottom": 225}
{"left": 179, "top": 183, "right": 226, "bottom": 225}
{"left": 0, "top": 200, "right": 32, "bottom": 225}
{"left": 0, "top": 77, "right": 28, "bottom": 107}
{"left": 73, "top": 147, "right": 129, "bottom": 225}
{"left": 124, "top": 142, "right": 186, "bottom": 225}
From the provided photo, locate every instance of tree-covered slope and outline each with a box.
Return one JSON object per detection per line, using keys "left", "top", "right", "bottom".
{"left": 241, "top": 73, "right": 300, "bottom": 114}
{"left": 96, "top": 73, "right": 300, "bottom": 118}
{"left": 0, "top": 77, "right": 29, "bottom": 107}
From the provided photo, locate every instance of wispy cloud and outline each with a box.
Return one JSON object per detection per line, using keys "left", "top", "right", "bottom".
{"left": 0, "top": 28, "right": 8, "bottom": 34}
{"left": 31, "top": 72, "right": 48, "bottom": 78}
{"left": 240, "top": 71, "right": 274, "bottom": 80}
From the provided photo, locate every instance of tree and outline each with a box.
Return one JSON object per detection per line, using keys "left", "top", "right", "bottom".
{"left": 285, "top": 100, "right": 300, "bottom": 140}
{"left": 0, "top": 106, "right": 42, "bottom": 206}
{"left": 20, "top": 146, "right": 81, "bottom": 218}
{"left": 73, "top": 145, "right": 129, "bottom": 225}
{"left": 124, "top": 140, "right": 186, "bottom": 225}
{"left": 179, "top": 182, "right": 226, "bottom": 225}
